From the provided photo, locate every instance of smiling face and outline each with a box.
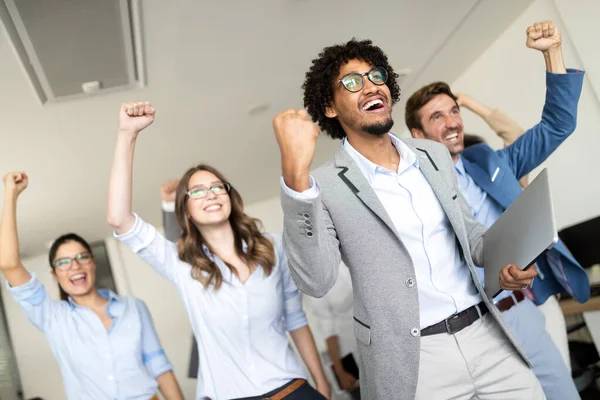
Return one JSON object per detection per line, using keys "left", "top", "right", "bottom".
{"left": 184, "top": 170, "right": 232, "bottom": 228}
{"left": 411, "top": 93, "right": 465, "bottom": 159}
{"left": 325, "top": 59, "right": 394, "bottom": 137}
{"left": 51, "top": 240, "right": 96, "bottom": 299}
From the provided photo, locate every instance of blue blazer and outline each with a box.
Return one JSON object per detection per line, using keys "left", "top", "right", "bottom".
{"left": 461, "top": 69, "right": 590, "bottom": 304}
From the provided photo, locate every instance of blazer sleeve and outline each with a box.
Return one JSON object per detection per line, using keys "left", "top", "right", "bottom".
{"left": 162, "top": 209, "right": 183, "bottom": 243}
{"left": 280, "top": 179, "right": 341, "bottom": 298}
{"left": 496, "top": 70, "right": 584, "bottom": 180}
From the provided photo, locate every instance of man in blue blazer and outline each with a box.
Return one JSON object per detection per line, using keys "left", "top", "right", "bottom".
{"left": 406, "top": 20, "right": 589, "bottom": 400}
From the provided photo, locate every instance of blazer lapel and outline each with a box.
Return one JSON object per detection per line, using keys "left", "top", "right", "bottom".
{"left": 333, "top": 148, "right": 402, "bottom": 241}
{"left": 409, "top": 144, "right": 457, "bottom": 221}
{"left": 461, "top": 157, "right": 510, "bottom": 209}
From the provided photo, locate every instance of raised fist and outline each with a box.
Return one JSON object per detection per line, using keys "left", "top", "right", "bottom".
{"left": 272, "top": 109, "right": 320, "bottom": 191}
{"left": 3, "top": 172, "right": 28, "bottom": 196}
{"left": 160, "top": 179, "right": 180, "bottom": 203}
{"left": 526, "top": 20, "right": 561, "bottom": 52}
{"left": 118, "top": 102, "right": 155, "bottom": 134}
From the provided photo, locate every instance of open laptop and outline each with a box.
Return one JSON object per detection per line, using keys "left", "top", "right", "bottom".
{"left": 483, "top": 168, "right": 558, "bottom": 299}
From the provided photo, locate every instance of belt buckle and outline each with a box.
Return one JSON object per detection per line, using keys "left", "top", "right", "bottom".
{"left": 444, "top": 313, "right": 460, "bottom": 334}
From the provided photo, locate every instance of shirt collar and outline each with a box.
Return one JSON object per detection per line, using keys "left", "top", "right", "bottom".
{"left": 202, "top": 241, "right": 249, "bottom": 258}
{"left": 68, "top": 289, "right": 123, "bottom": 316}
{"left": 343, "top": 133, "right": 419, "bottom": 183}
{"left": 454, "top": 155, "right": 466, "bottom": 176}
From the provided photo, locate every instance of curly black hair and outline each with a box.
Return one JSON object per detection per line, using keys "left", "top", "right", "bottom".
{"left": 302, "top": 38, "right": 401, "bottom": 140}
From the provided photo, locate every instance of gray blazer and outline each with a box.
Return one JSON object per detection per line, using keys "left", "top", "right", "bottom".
{"left": 162, "top": 210, "right": 199, "bottom": 379}
{"left": 280, "top": 138, "right": 528, "bottom": 399}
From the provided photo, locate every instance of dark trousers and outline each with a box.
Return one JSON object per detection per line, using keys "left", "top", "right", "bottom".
{"left": 231, "top": 379, "right": 326, "bottom": 400}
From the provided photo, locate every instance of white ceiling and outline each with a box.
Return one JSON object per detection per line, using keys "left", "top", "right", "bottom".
{"left": 0, "top": 0, "right": 533, "bottom": 255}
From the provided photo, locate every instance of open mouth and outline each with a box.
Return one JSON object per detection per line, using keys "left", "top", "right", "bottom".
{"left": 445, "top": 132, "right": 460, "bottom": 143}
{"left": 361, "top": 98, "right": 386, "bottom": 113}
{"left": 204, "top": 204, "right": 222, "bottom": 212}
{"left": 69, "top": 273, "right": 87, "bottom": 286}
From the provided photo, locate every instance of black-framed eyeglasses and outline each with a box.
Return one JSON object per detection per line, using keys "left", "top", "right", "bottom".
{"left": 338, "top": 67, "right": 388, "bottom": 93}
{"left": 52, "top": 252, "right": 93, "bottom": 271}
{"left": 186, "top": 183, "right": 231, "bottom": 200}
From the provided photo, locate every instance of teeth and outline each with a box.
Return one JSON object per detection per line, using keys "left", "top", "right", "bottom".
{"left": 446, "top": 133, "right": 458, "bottom": 140}
{"left": 362, "top": 99, "right": 383, "bottom": 110}
{"left": 205, "top": 205, "right": 221, "bottom": 211}
{"left": 70, "top": 274, "right": 85, "bottom": 280}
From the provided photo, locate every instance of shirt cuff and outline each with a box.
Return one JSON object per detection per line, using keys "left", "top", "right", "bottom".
{"left": 284, "top": 294, "right": 308, "bottom": 331}
{"left": 143, "top": 349, "right": 173, "bottom": 378}
{"left": 161, "top": 201, "right": 175, "bottom": 213}
{"left": 280, "top": 176, "right": 319, "bottom": 200}
{"left": 113, "top": 213, "right": 156, "bottom": 253}
{"left": 7, "top": 273, "right": 46, "bottom": 306}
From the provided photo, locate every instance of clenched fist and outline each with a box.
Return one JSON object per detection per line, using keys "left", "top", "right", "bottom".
{"left": 526, "top": 20, "right": 561, "bottom": 52}
{"left": 272, "top": 109, "right": 320, "bottom": 192}
{"left": 160, "top": 179, "right": 180, "bottom": 203}
{"left": 3, "top": 172, "right": 28, "bottom": 197}
{"left": 118, "top": 102, "right": 155, "bottom": 135}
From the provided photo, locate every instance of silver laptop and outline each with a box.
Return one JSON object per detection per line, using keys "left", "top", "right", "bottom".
{"left": 483, "top": 168, "right": 558, "bottom": 299}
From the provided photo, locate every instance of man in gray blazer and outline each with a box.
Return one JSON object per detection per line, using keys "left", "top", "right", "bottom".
{"left": 273, "top": 39, "right": 542, "bottom": 399}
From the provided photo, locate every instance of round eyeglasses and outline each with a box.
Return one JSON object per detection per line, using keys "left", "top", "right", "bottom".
{"left": 186, "top": 183, "right": 231, "bottom": 200}
{"left": 52, "top": 252, "right": 93, "bottom": 271}
{"left": 338, "top": 67, "right": 388, "bottom": 93}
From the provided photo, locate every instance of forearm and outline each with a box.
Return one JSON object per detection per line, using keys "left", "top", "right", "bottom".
{"left": 461, "top": 97, "right": 493, "bottom": 120}
{"left": 0, "top": 193, "right": 31, "bottom": 286}
{"left": 107, "top": 133, "right": 138, "bottom": 233}
{"left": 290, "top": 325, "right": 328, "bottom": 386}
{"left": 325, "top": 335, "right": 344, "bottom": 371}
{"left": 544, "top": 47, "right": 566, "bottom": 74}
{"left": 156, "top": 370, "right": 184, "bottom": 400}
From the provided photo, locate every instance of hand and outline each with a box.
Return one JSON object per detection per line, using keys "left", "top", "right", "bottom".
{"left": 118, "top": 102, "right": 155, "bottom": 135}
{"left": 499, "top": 264, "right": 538, "bottom": 291}
{"left": 272, "top": 109, "right": 320, "bottom": 191}
{"left": 160, "top": 179, "right": 180, "bottom": 202}
{"left": 335, "top": 367, "right": 360, "bottom": 393}
{"left": 526, "top": 20, "right": 561, "bottom": 52}
{"left": 316, "top": 379, "right": 332, "bottom": 400}
{"left": 3, "top": 172, "right": 28, "bottom": 197}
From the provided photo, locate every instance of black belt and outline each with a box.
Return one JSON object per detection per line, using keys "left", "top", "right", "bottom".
{"left": 421, "top": 302, "right": 488, "bottom": 337}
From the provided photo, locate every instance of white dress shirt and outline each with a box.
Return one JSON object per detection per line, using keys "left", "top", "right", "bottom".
{"left": 115, "top": 215, "right": 308, "bottom": 400}
{"left": 282, "top": 134, "right": 482, "bottom": 329}
{"left": 308, "top": 263, "right": 357, "bottom": 359}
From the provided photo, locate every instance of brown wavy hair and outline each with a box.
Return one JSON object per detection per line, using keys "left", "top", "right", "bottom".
{"left": 174, "top": 164, "right": 275, "bottom": 289}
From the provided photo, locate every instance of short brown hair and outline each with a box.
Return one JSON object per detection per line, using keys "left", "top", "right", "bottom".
{"left": 405, "top": 82, "right": 458, "bottom": 132}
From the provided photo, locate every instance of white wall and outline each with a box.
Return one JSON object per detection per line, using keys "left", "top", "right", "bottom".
{"left": 450, "top": 0, "right": 600, "bottom": 229}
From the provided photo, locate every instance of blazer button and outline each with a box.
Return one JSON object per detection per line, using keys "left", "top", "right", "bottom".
{"left": 410, "top": 328, "right": 420, "bottom": 337}
{"left": 303, "top": 213, "right": 310, "bottom": 219}
{"left": 307, "top": 231, "right": 314, "bottom": 237}
{"left": 406, "top": 278, "right": 415, "bottom": 288}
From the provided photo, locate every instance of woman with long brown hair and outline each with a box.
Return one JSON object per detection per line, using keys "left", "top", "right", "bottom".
{"left": 107, "top": 102, "right": 330, "bottom": 400}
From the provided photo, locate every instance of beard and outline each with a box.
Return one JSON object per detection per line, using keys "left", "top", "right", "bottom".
{"left": 362, "top": 117, "right": 394, "bottom": 136}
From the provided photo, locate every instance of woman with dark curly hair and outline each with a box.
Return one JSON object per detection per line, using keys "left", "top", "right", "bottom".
{"left": 107, "top": 102, "right": 330, "bottom": 400}
{"left": 273, "top": 39, "right": 542, "bottom": 400}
